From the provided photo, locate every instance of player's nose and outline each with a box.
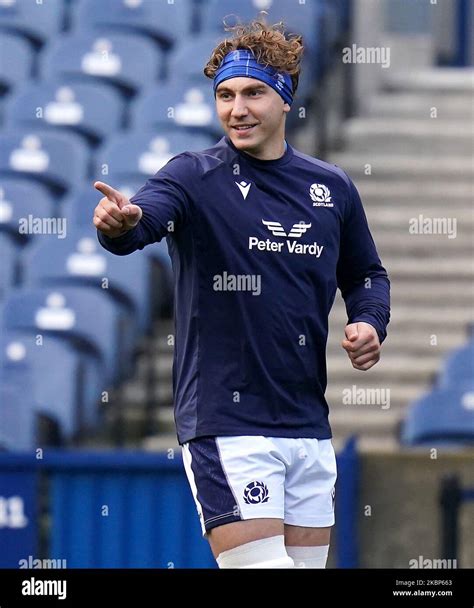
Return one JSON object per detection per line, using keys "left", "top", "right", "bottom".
{"left": 230, "top": 94, "right": 249, "bottom": 117}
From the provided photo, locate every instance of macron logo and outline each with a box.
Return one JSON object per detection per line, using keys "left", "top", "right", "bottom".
{"left": 235, "top": 180, "right": 252, "bottom": 200}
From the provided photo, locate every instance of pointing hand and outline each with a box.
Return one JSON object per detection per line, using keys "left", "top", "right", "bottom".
{"left": 93, "top": 181, "right": 143, "bottom": 238}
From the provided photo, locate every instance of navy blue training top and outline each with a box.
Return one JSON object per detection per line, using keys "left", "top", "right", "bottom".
{"left": 98, "top": 136, "right": 390, "bottom": 444}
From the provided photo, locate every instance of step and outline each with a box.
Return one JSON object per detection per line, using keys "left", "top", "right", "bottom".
{"left": 374, "top": 235, "right": 473, "bottom": 257}
{"left": 343, "top": 119, "right": 474, "bottom": 154}
{"left": 327, "top": 328, "right": 469, "bottom": 353}
{"left": 332, "top": 436, "right": 401, "bottom": 452}
{"left": 383, "top": 68, "right": 474, "bottom": 93}
{"left": 329, "top": 305, "right": 474, "bottom": 328}
{"left": 142, "top": 433, "right": 179, "bottom": 452}
{"left": 326, "top": 383, "right": 423, "bottom": 409}
{"left": 329, "top": 415, "right": 401, "bottom": 441}
{"left": 358, "top": 257, "right": 474, "bottom": 279}
{"left": 367, "top": 93, "right": 474, "bottom": 121}
{"left": 368, "top": 208, "right": 474, "bottom": 229}
{"left": 328, "top": 154, "right": 474, "bottom": 180}
{"left": 354, "top": 181, "right": 474, "bottom": 206}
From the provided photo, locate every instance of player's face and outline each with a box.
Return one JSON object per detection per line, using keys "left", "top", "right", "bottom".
{"left": 215, "top": 77, "right": 291, "bottom": 159}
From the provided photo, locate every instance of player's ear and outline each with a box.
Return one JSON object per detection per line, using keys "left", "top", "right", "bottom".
{"left": 283, "top": 102, "right": 291, "bottom": 113}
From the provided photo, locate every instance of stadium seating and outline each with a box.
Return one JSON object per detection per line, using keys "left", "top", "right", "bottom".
{"left": 402, "top": 388, "right": 474, "bottom": 446}
{"left": 62, "top": 184, "right": 174, "bottom": 306}
{"left": 0, "top": 32, "right": 33, "bottom": 94}
{"left": 167, "top": 34, "right": 226, "bottom": 85}
{"left": 0, "top": 0, "right": 65, "bottom": 47}
{"left": 0, "top": 232, "right": 19, "bottom": 298}
{"left": 0, "top": 129, "right": 89, "bottom": 194}
{"left": 62, "top": 183, "right": 142, "bottom": 226}
{"left": 72, "top": 0, "right": 194, "bottom": 51}
{"left": 0, "top": 383, "right": 36, "bottom": 451}
{"left": 438, "top": 341, "right": 474, "bottom": 390}
{"left": 0, "top": 177, "right": 56, "bottom": 240}
{"left": 0, "top": 330, "right": 87, "bottom": 438}
{"left": 1, "top": 286, "right": 130, "bottom": 384}
{"left": 22, "top": 225, "right": 152, "bottom": 332}
{"left": 41, "top": 32, "right": 163, "bottom": 95}
{"left": 132, "top": 81, "right": 221, "bottom": 138}
{"left": 95, "top": 130, "right": 214, "bottom": 182}
{"left": 4, "top": 81, "right": 125, "bottom": 144}
{"left": 199, "top": 0, "right": 326, "bottom": 78}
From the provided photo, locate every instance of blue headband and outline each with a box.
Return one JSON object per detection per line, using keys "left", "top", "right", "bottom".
{"left": 213, "top": 49, "right": 293, "bottom": 106}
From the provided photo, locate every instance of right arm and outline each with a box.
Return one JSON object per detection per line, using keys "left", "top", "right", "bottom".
{"left": 94, "top": 158, "right": 191, "bottom": 256}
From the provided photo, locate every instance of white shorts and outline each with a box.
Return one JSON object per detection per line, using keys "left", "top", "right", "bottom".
{"left": 181, "top": 435, "right": 337, "bottom": 536}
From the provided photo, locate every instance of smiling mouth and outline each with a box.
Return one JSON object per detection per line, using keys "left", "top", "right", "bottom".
{"left": 232, "top": 124, "right": 258, "bottom": 131}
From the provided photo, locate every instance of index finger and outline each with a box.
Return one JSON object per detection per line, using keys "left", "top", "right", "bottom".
{"left": 94, "top": 181, "right": 122, "bottom": 204}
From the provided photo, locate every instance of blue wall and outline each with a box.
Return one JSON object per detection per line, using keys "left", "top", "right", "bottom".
{"left": 0, "top": 441, "right": 359, "bottom": 568}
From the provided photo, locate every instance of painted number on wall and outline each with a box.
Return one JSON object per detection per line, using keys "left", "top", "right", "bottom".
{"left": 0, "top": 496, "right": 28, "bottom": 528}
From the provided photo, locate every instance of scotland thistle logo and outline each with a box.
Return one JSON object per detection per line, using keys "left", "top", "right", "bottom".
{"left": 309, "top": 183, "right": 333, "bottom": 206}
{"left": 243, "top": 481, "right": 269, "bottom": 504}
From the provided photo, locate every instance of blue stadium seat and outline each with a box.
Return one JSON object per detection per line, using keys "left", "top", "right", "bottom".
{"left": 402, "top": 388, "right": 474, "bottom": 446}
{"left": 72, "top": 0, "right": 193, "bottom": 50}
{"left": 167, "top": 34, "right": 225, "bottom": 85}
{"left": 0, "top": 383, "right": 36, "bottom": 451}
{"left": 4, "top": 81, "right": 124, "bottom": 143}
{"left": 1, "top": 286, "right": 130, "bottom": 384}
{"left": 22, "top": 225, "right": 152, "bottom": 332}
{"left": 0, "top": 0, "right": 65, "bottom": 46}
{"left": 0, "top": 177, "right": 55, "bottom": 241}
{"left": 0, "top": 330, "right": 90, "bottom": 438}
{"left": 63, "top": 182, "right": 144, "bottom": 227}
{"left": 438, "top": 341, "right": 474, "bottom": 390}
{"left": 41, "top": 33, "right": 163, "bottom": 94}
{"left": 0, "top": 232, "right": 19, "bottom": 298}
{"left": 0, "top": 32, "right": 33, "bottom": 93}
{"left": 200, "top": 0, "right": 324, "bottom": 63}
{"left": 0, "top": 129, "right": 89, "bottom": 194}
{"left": 132, "top": 81, "right": 221, "bottom": 138}
{"left": 62, "top": 184, "right": 174, "bottom": 307}
{"left": 95, "top": 130, "right": 214, "bottom": 182}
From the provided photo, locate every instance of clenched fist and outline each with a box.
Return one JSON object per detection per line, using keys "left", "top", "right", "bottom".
{"left": 93, "top": 181, "right": 143, "bottom": 238}
{"left": 342, "top": 322, "right": 381, "bottom": 371}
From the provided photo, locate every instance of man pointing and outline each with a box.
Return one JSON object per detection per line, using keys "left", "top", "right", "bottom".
{"left": 94, "top": 18, "right": 390, "bottom": 569}
{"left": 93, "top": 181, "right": 142, "bottom": 237}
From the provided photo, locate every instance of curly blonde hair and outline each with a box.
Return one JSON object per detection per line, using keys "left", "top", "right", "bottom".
{"left": 203, "top": 16, "right": 304, "bottom": 95}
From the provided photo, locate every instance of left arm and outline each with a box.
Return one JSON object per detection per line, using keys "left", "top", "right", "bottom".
{"left": 336, "top": 176, "right": 391, "bottom": 370}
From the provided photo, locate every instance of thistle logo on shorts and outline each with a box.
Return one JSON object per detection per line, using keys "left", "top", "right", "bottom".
{"left": 243, "top": 481, "right": 269, "bottom": 504}
{"left": 310, "top": 183, "right": 333, "bottom": 207}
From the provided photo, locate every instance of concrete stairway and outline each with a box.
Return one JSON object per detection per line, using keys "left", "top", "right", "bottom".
{"left": 326, "top": 67, "right": 474, "bottom": 450}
